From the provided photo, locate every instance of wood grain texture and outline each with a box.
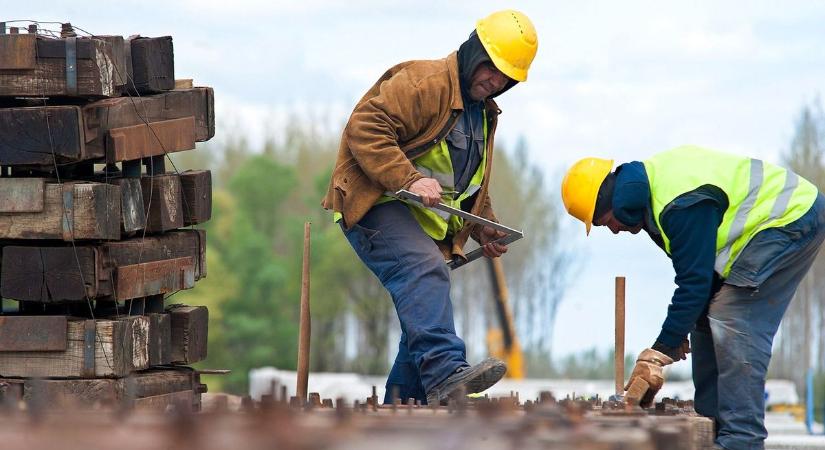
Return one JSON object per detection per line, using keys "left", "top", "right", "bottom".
{"left": 0, "top": 316, "right": 67, "bottom": 351}
{"left": 180, "top": 170, "right": 212, "bottom": 225}
{"left": 0, "top": 34, "right": 35, "bottom": 69}
{"left": 127, "top": 36, "right": 174, "bottom": 94}
{"left": 167, "top": 305, "right": 208, "bottom": 364}
{"left": 0, "top": 317, "right": 148, "bottom": 378}
{"left": 83, "top": 88, "right": 214, "bottom": 156}
{"left": 1, "top": 230, "right": 206, "bottom": 302}
{"left": 0, "top": 181, "right": 120, "bottom": 240}
{"left": 10, "top": 367, "right": 199, "bottom": 407}
{"left": 147, "top": 313, "right": 172, "bottom": 367}
{"left": 109, "top": 177, "right": 145, "bottom": 233}
{"left": 0, "top": 37, "right": 123, "bottom": 97}
{"left": 115, "top": 257, "right": 195, "bottom": 300}
{"left": 0, "top": 178, "right": 44, "bottom": 212}
{"left": 0, "top": 106, "right": 91, "bottom": 165}
{"left": 107, "top": 117, "right": 195, "bottom": 162}
{"left": 140, "top": 173, "right": 183, "bottom": 232}
{"left": 1, "top": 246, "right": 96, "bottom": 302}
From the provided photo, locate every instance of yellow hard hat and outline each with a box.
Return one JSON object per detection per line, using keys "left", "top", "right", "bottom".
{"left": 476, "top": 10, "right": 538, "bottom": 82}
{"left": 561, "top": 158, "right": 614, "bottom": 235}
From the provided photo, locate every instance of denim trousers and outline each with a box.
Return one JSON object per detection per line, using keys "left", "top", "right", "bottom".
{"left": 691, "top": 194, "right": 825, "bottom": 450}
{"left": 342, "top": 201, "right": 468, "bottom": 404}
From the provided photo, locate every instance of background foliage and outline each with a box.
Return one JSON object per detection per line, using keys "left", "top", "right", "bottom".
{"left": 172, "top": 119, "right": 571, "bottom": 393}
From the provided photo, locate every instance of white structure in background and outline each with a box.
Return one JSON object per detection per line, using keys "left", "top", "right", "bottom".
{"left": 249, "top": 367, "right": 799, "bottom": 406}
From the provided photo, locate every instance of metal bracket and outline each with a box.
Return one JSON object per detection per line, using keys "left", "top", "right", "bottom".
{"left": 65, "top": 37, "right": 78, "bottom": 95}
{"left": 390, "top": 189, "right": 524, "bottom": 270}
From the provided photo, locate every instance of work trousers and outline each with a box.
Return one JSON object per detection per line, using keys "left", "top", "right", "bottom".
{"left": 691, "top": 194, "right": 825, "bottom": 450}
{"left": 342, "top": 201, "right": 468, "bottom": 404}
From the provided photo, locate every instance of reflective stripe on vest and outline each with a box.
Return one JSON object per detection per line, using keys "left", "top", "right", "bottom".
{"left": 397, "top": 110, "right": 488, "bottom": 240}
{"left": 644, "top": 145, "right": 818, "bottom": 277}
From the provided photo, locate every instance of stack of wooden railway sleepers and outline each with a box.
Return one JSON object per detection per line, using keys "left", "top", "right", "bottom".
{"left": 0, "top": 23, "right": 213, "bottom": 411}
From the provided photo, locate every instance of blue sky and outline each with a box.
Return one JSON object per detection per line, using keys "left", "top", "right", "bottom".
{"left": 7, "top": 1, "right": 825, "bottom": 362}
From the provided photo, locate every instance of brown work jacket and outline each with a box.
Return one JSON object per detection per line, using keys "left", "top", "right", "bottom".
{"left": 322, "top": 52, "right": 500, "bottom": 260}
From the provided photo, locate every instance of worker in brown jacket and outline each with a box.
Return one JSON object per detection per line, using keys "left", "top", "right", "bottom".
{"left": 322, "top": 10, "right": 538, "bottom": 405}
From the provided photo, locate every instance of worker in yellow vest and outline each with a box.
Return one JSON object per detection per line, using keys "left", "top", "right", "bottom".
{"left": 322, "top": 10, "right": 538, "bottom": 406}
{"left": 562, "top": 145, "right": 825, "bottom": 450}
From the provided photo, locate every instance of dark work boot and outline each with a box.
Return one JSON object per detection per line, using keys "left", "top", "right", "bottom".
{"left": 425, "top": 358, "right": 507, "bottom": 405}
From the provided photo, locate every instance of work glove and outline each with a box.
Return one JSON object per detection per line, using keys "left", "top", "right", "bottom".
{"left": 653, "top": 338, "right": 691, "bottom": 361}
{"left": 624, "top": 348, "right": 674, "bottom": 408}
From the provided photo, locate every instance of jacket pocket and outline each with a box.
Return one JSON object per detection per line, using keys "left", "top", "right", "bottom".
{"left": 334, "top": 163, "right": 364, "bottom": 192}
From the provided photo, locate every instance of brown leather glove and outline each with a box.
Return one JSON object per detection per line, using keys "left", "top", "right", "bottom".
{"left": 624, "top": 348, "right": 674, "bottom": 407}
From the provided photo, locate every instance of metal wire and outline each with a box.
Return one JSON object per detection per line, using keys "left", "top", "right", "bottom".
{"left": 8, "top": 22, "right": 202, "bottom": 334}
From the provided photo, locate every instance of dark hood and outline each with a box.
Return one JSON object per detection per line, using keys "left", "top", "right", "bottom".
{"left": 457, "top": 30, "right": 518, "bottom": 100}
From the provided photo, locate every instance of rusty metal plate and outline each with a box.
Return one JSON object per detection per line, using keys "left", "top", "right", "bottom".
{"left": 107, "top": 116, "right": 196, "bottom": 162}
{"left": 115, "top": 256, "right": 195, "bottom": 300}
{"left": 0, "top": 316, "right": 67, "bottom": 351}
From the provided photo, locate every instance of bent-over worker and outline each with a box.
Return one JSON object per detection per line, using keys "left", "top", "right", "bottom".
{"left": 562, "top": 145, "right": 825, "bottom": 450}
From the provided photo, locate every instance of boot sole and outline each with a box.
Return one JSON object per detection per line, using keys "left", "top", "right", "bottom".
{"left": 428, "top": 359, "right": 507, "bottom": 404}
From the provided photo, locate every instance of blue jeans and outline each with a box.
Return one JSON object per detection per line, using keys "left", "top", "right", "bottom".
{"left": 342, "top": 201, "right": 468, "bottom": 404}
{"left": 692, "top": 194, "right": 825, "bottom": 450}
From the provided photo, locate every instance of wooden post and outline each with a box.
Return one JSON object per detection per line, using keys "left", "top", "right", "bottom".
{"left": 296, "top": 222, "right": 311, "bottom": 405}
{"left": 615, "top": 276, "right": 626, "bottom": 396}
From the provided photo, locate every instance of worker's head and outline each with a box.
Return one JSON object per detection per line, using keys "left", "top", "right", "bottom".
{"left": 459, "top": 10, "right": 538, "bottom": 102}
{"left": 561, "top": 157, "right": 645, "bottom": 236}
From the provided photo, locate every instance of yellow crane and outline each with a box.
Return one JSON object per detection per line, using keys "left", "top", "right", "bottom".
{"left": 485, "top": 258, "right": 524, "bottom": 379}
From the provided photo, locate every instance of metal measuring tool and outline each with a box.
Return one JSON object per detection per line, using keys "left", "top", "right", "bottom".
{"left": 390, "top": 189, "right": 524, "bottom": 270}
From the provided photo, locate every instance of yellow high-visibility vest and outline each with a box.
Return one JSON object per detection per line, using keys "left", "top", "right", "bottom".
{"left": 369, "top": 111, "right": 489, "bottom": 240}
{"left": 644, "top": 145, "right": 818, "bottom": 277}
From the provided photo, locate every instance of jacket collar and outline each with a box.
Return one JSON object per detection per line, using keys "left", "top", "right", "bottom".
{"left": 447, "top": 52, "right": 500, "bottom": 116}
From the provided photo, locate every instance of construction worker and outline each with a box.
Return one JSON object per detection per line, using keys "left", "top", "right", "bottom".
{"left": 561, "top": 145, "right": 825, "bottom": 450}
{"left": 322, "top": 10, "right": 538, "bottom": 406}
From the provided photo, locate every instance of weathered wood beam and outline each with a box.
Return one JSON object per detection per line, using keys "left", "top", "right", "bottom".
{"left": 0, "top": 88, "right": 213, "bottom": 167}
{"left": 141, "top": 173, "right": 183, "bottom": 232}
{"left": 167, "top": 305, "right": 208, "bottom": 364}
{"left": 0, "top": 316, "right": 148, "bottom": 378}
{"left": 0, "top": 106, "right": 92, "bottom": 166}
{"left": 0, "top": 178, "right": 44, "bottom": 212}
{"left": 127, "top": 36, "right": 174, "bottom": 94}
{"left": 107, "top": 117, "right": 196, "bottom": 163}
{"left": 0, "top": 316, "right": 67, "bottom": 351}
{"left": 180, "top": 170, "right": 212, "bottom": 226}
{"left": 109, "top": 177, "right": 145, "bottom": 234}
{"left": 0, "top": 35, "right": 126, "bottom": 97}
{"left": 147, "top": 313, "right": 172, "bottom": 367}
{"left": 0, "top": 180, "right": 120, "bottom": 240}
{"left": 1, "top": 230, "right": 206, "bottom": 302}
{"left": 0, "top": 33, "right": 35, "bottom": 70}
{"left": 5, "top": 368, "right": 202, "bottom": 410}
{"left": 115, "top": 257, "right": 195, "bottom": 300}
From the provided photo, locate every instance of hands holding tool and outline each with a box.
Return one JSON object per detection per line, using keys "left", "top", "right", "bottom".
{"left": 479, "top": 226, "right": 509, "bottom": 258}
{"left": 625, "top": 348, "right": 674, "bottom": 408}
{"left": 408, "top": 178, "right": 444, "bottom": 206}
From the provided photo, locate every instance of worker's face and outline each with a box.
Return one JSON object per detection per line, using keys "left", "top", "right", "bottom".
{"left": 593, "top": 210, "right": 643, "bottom": 235}
{"left": 468, "top": 62, "right": 511, "bottom": 101}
